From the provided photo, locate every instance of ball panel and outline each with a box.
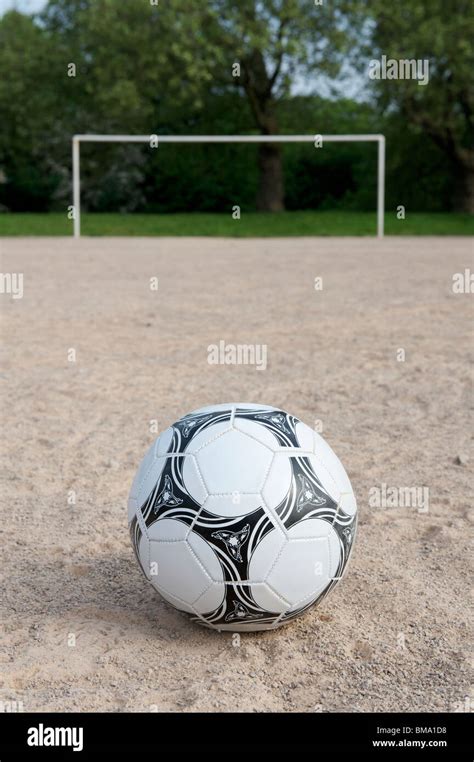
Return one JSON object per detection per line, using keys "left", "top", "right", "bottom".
{"left": 266, "top": 527, "right": 335, "bottom": 608}
{"left": 186, "top": 529, "right": 225, "bottom": 584}
{"left": 147, "top": 517, "right": 188, "bottom": 542}
{"left": 287, "top": 515, "right": 330, "bottom": 540}
{"left": 250, "top": 582, "right": 290, "bottom": 613}
{"left": 155, "top": 427, "right": 174, "bottom": 456}
{"left": 287, "top": 588, "right": 327, "bottom": 614}
{"left": 286, "top": 519, "right": 341, "bottom": 581}
{"left": 183, "top": 420, "right": 232, "bottom": 454}
{"left": 313, "top": 431, "right": 353, "bottom": 494}
{"left": 155, "top": 587, "right": 195, "bottom": 615}
{"left": 202, "top": 493, "right": 263, "bottom": 517}
{"left": 135, "top": 456, "right": 168, "bottom": 514}
{"left": 127, "top": 496, "right": 138, "bottom": 525}
{"left": 195, "top": 429, "right": 273, "bottom": 494}
{"left": 248, "top": 525, "right": 287, "bottom": 581}
{"left": 338, "top": 491, "right": 357, "bottom": 518}
{"left": 232, "top": 417, "right": 281, "bottom": 450}
{"left": 261, "top": 453, "right": 293, "bottom": 512}
{"left": 138, "top": 532, "right": 151, "bottom": 580}
{"left": 193, "top": 583, "right": 226, "bottom": 615}
{"left": 148, "top": 540, "right": 212, "bottom": 603}
{"left": 304, "top": 452, "right": 342, "bottom": 504}
{"left": 327, "top": 526, "right": 343, "bottom": 578}
{"left": 182, "top": 456, "right": 208, "bottom": 504}
{"left": 294, "top": 420, "right": 316, "bottom": 451}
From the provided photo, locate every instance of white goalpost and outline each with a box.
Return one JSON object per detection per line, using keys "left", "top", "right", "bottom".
{"left": 72, "top": 134, "right": 385, "bottom": 238}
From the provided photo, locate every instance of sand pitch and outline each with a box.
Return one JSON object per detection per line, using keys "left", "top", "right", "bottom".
{"left": 0, "top": 235, "right": 472, "bottom": 712}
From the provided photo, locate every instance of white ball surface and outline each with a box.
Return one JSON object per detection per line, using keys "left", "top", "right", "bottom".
{"left": 128, "top": 403, "right": 357, "bottom": 631}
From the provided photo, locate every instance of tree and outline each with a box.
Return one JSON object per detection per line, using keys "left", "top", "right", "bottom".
{"left": 365, "top": 0, "right": 474, "bottom": 212}
{"left": 36, "top": 0, "right": 357, "bottom": 212}
{"left": 0, "top": 1, "right": 360, "bottom": 212}
{"left": 191, "top": 1, "right": 356, "bottom": 211}
{"left": 0, "top": 1, "right": 243, "bottom": 211}
{"left": 40, "top": 0, "right": 217, "bottom": 131}
{"left": 0, "top": 11, "right": 70, "bottom": 209}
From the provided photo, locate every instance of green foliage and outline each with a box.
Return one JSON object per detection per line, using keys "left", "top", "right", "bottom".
{"left": 0, "top": 1, "right": 470, "bottom": 213}
{"left": 0, "top": 11, "right": 68, "bottom": 209}
{"left": 363, "top": 0, "right": 474, "bottom": 209}
{"left": 365, "top": 0, "right": 473, "bottom": 149}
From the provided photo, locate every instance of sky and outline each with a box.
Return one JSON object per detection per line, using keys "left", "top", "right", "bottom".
{"left": 0, "top": 0, "right": 46, "bottom": 14}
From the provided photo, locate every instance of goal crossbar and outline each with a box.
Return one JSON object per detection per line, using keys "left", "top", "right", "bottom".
{"left": 72, "top": 134, "right": 386, "bottom": 237}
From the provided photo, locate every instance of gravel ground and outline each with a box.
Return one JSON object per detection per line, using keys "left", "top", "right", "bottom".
{"left": 0, "top": 235, "right": 472, "bottom": 712}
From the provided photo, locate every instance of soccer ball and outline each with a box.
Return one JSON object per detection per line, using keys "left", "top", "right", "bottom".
{"left": 128, "top": 403, "right": 357, "bottom": 632}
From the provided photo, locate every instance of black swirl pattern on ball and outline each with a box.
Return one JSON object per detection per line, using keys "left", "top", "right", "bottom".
{"left": 191, "top": 507, "right": 273, "bottom": 576}
{"left": 192, "top": 583, "right": 282, "bottom": 629}
{"left": 140, "top": 455, "right": 201, "bottom": 530}
{"left": 169, "top": 409, "right": 234, "bottom": 454}
{"left": 274, "top": 455, "right": 339, "bottom": 530}
{"left": 234, "top": 407, "right": 302, "bottom": 447}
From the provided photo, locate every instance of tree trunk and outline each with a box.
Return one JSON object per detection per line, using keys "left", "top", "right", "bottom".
{"left": 240, "top": 47, "right": 285, "bottom": 212}
{"left": 455, "top": 162, "right": 474, "bottom": 213}
{"left": 256, "top": 142, "right": 284, "bottom": 212}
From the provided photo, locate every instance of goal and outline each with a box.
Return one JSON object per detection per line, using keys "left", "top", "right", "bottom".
{"left": 72, "top": 134, "right": 386, "bottom": 238}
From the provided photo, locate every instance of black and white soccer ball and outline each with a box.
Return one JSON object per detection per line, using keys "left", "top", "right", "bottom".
{"left": 128, "top": 403, "right": 357, "bottom": 632}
